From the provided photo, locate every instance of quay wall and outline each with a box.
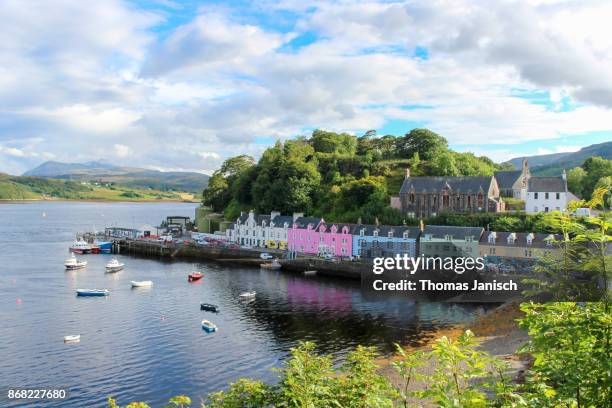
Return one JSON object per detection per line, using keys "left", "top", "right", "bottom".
{"left": 111, "top": 239, "right": 366, "bottom": 280}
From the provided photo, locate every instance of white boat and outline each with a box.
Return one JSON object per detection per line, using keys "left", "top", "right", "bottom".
{"left": 239, "top": 291, "right": 256, "bottom": 299}
{"left": 65, "top": 253, "right": 87, "bottom": 270}
{"left": 105, "top": 258, "right": 124, "bottom": 272}
{"left": 64, "top": 335, "right": 80, "bottom": 342}
{"left": 201, "top": 319, "right": 218, "bottom": 332}
{"left": 69, "top": 239, "right": 92, "bottom": 254}
{"left": 260, "top": 259, "right": 281, "bottom": 270}
{"left": 303, "top": 270, "right": 317, "bottom": 276}
{"left": 131, "top": 280, "right": 153, "bottom": 288}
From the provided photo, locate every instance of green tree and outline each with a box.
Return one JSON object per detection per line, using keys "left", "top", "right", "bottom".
{"left": 567, "top": 166, "right": 587, "bottom": 198}
{"left": 429, "top": 150, "right": 459, "bottom": 176}
{"left": 582, "top": 156, "right": 612, "bottom": 199}
{"left": 397, "top": 128, "right": 449, "bottom": 160}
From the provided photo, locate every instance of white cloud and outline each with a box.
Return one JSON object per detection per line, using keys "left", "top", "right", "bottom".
{"left": 1, "top": 0, "right": 612, "bottom": 175}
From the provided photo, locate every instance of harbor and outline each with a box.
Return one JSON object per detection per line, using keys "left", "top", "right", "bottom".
{"left": 0, "top": 201, "right": 491, "bottom": 408}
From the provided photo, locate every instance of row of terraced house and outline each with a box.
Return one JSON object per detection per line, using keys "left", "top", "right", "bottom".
{"left": 226, "top": 210, "right": 560, "bottom": 266}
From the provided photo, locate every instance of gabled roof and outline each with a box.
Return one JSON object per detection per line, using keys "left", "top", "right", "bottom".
{"left": 528, "top": 177, "right": 567, "bottom": 193}
{"left": 480, "top": 231, "right": 561, "bottom": 248}
{"left": 238, "top": 212, "right": 271, "bottom": 225}
{"left": 422, "top": 225, "right": 484, "bottom": 240}
{"left": 400, "top": 176, "right": 494, "bottom": 194}
{"left": 494, "top": 170, "right": 522, "bottom": 189}
{"left": 354, "top": 224, "right": 421, "bottom": 238}
{"left": 292, "top": 216, "right": 323, "bottom": 228}
{"left": 271, "top": 215, "right": 293, "bottom": 227}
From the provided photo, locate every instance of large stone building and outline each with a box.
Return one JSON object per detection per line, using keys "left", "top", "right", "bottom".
{"left": 494, "top": 159, "right": 530, "bottom": 199}
{"left": 393, "top": 169, "right": 504, "bottom": 218}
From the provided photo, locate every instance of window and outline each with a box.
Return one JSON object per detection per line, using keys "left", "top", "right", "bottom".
{"left": 341, "top": 248, "right": 347, "bottom": 254}
{"left": 545, "top": 207, "right": 549, "bottom": 212}
{"left": 545, "top": 192, "right": 549, "bottom": 199}
{"left": 489, "top": 248, "right": 496, "bottom": 255}
{"left": 477, "top": 193, "right": 484, "bottom": 208}
{"left": 373, "top": 240, "right": 379, "bottom": 247}
{"left": 387, "top": 241, "right": 393, "bottom": 249}
{"left": 373, "top": 230, "right": 379, "bottom": 237}
{"left": 388, "top": 231, "right": 393, "bottom": 238}
{"left": 467, "top": 196, "right": 472, "bottom": 207}
{"left": 556, "top": 193, "right": 560, "bottom": 199}
{"left": 360, "top": 229, "right": 364, "bottom": 237}
{"left": 359, "top": 240, "right": 366, "bottom": 247}
{"left": 410, "top": 193, "right": 415, "bottom": 203}
{"left": 403, "top": 232, "right": 408, "bottom": 239}
{"left": 525, "top": 250, "right": 532, "bottom": 257}
{"left": 445, "top": 235, "right": 452, "bottom": 241}
{"left": 342, "top": 238, "right": 346, "bottom": 244}
{"left": 534, "top": 192, "right": 539, "bottom": 199}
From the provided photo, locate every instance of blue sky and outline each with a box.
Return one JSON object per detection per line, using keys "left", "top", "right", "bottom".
{"left": 1, "top": 0, "right": 611, "bottom": 175}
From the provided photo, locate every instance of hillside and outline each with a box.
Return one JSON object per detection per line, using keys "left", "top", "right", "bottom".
{"left": 0, "top": 174, "right": 198, "bottom": 202}
{"left": 23, "top": 160, "right": 209, "bottom": 192}
{"left": 505, "top": 141, "right": 612, "bottom": 175}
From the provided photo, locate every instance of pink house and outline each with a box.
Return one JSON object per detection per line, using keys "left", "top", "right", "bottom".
{"left": 287, "top": 217, "right": 353, "bottom": 258}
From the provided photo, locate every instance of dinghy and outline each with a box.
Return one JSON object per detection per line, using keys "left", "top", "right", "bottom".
{"left": 64, "top": 335, "right": 81, "bottom": 342}
{"left": 239, "top": 291, "right": 256, "bottom": 299}
{"left": 65, "top": 253, "right": 87, "bottom": 270}
{"left": 201, "top": 319, "right": 218, "bottom": 332}
{"left": 200, "top": 303, "right": 220, "bottom": 313}
{"left": 76, "top": 289, "right": 109, "bottom": 297}
{"left": 303, "top": 270, "right": 317, "bottom": 276}
{"left": 105, "top": 258, "right": 124, "bottom": 273}
{"left": 188, "top": 272, "right": 203, "bottom": 282}
{"left": 260, "top": 259, "right": 281, "bottom": 270}
{"left": 131, "top": 280, "right": 153, "bottom": 288}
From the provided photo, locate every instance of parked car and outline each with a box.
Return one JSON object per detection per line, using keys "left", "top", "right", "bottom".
{"left": 321, "top": 253, "right": 334, "bottom": 260}
{"left": 260, "top": 253, "right": 273, "bottom": 260}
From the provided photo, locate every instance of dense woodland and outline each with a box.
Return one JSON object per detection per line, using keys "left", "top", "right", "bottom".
{"left": 203, "top": 129, "right": 514, "bottom": 224}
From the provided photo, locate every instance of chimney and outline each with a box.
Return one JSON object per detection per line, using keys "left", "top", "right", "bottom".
{"left": 270, "top": 211, "right": 280, "bottom": 219}
{"left": 292, "top": 212, "right": 304, "bottom": 222}
{"left": 522, "top": 158, "right": 528, "bottom": 171}
{"left": 419, "top": 219, "right": 424, "bottom": 232}
{"left": 405, "top": 168, "right": 410, "bottom": 178}
{"left": 561, "top": 169, "right": 567, "bottom": 181}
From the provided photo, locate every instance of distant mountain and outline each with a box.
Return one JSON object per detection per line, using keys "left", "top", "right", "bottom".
{"left": 505, "top": 141, "right": 612, "bottom": 176}
{"left": 23, "top": 161, "right": 209, "bottom": 192}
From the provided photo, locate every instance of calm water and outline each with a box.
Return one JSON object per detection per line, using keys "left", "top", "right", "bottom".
{"left": 0, "top": 202, "right": 487, "bottom": 407}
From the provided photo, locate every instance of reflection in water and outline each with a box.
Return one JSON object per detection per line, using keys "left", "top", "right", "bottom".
{"left": 0, "top": 202, "right": 493, "bottom": 408}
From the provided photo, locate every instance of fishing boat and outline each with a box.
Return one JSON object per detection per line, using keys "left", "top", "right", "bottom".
{"left": 76, "top": 289, "right": 109, "bottom": 297}
{"left": 303, "top": 270, "right": 317, "bottom": 276}
{"left": 105, "top": 258, "right": 124, "bottom": 273}
{"left": 69, "top": 239, "right": 92, "bottom": 254}
{"left": 131, "top": 280, "right": 153, "bottom": 288}
{"left": 201, "top": 319, "right": 218, "bottom": 332}
{"left": 239, "top": 291, "right": 256, "bottom": 299}
{"left": 260, "top": 259, "right": 281, "bottom": 270}
{"left": 65, "top": 253, "right": 87, "bottom": 270}
{"left": 95, "top": 241, "right": 113, "bottom": 253}
{"left": 200, "top": 303, "right": 220, "bottom": 313}
{"left": 188, "top": 272, "right": 203, "bottom": 282}
{"left": 64, "top": 335, "right": 80, "bottom": 342}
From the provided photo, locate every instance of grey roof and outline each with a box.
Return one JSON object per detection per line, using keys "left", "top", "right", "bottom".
{"left": 353, "top": 224, "right": 421, "bottom": 238}
{"left": 238, "top": 212, "right": 271, "bottom": 225}
{"left": 292, "top": 216, "right": 323, "bottom": 228}
{"left": 423, "top": 225, "right": 484, "bottom": 240}
{"left": 271, "top": 215, "right": 293, "bottom": 227}
{"left": 494, "top": 170, "right": 522, "bottom": 189}
{"left": 528, "top": 177, "right": 567, "bottom": 192}
{"left": 480, "top": 231, "right": 561, "bottom": 248}
{"left": 400, "top": 176, "right": 494, "bottom": 194}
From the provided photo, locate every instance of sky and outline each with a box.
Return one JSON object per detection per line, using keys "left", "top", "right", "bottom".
{"left": 1, "top": 0, "right": 611, "bottom": 175}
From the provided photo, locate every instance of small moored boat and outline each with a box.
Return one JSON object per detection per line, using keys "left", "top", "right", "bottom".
{"left": 105, "top": 258, "right": 124, "bottom": 273}
{"left": 65, "top": 253, "right": 87, "bottom": 270}
{"left": 200, "top": 303, "right": 220, "bottom": 313}
{"left": 303, "top": 270, "right": 317, "bottom": 276}
{"left": 76, "top": 289, "right": 109, "bottom": 297}
{"left": 131, "top": 280, "right": 153, "bottom": 288}
{"left": 201, "top": 319, "right": 218, "bottom": 332}
{"left": 64, "top": 335, "right": 81, "bottom": 342}
{"left": 260, "top": 259, "right": 282, "bottom": 270}
{"left": 188, "top": 272, "right": 203, "bottom": 282}
{"left": 239, "top": 291, "right": 256, "bottom": 299}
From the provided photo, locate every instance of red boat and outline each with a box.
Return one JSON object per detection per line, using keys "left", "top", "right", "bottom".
{"left": 188, "top": 272, "right": 203, "bottom": 282}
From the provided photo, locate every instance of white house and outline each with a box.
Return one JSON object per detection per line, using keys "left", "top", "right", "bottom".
{"left": 228, "top": 211, "right": 302, "bottom": 249}
{"left": 525, "top": 171, "right": 577, "bottom": 214}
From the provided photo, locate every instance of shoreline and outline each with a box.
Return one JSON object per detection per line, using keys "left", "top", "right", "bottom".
{"left": 0, "top": 198, "right": 200, "bottom": 204}
{"left": 378, "top": 300, "right": 529, "bottom": 405}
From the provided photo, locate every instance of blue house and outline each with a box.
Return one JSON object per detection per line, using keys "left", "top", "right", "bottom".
{"left": 352, "top": 225, "right": 421, "bottom": 259}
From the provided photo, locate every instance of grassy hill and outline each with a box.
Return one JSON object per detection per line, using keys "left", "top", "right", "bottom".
{"left": 0, "top": 174, "right": 198, "bottom": 202}
{"left": 23, "top": 160, "right": 209, "bottom": 193}
{"left": 505, "top": 141, "right": 612, "bottom": 175}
